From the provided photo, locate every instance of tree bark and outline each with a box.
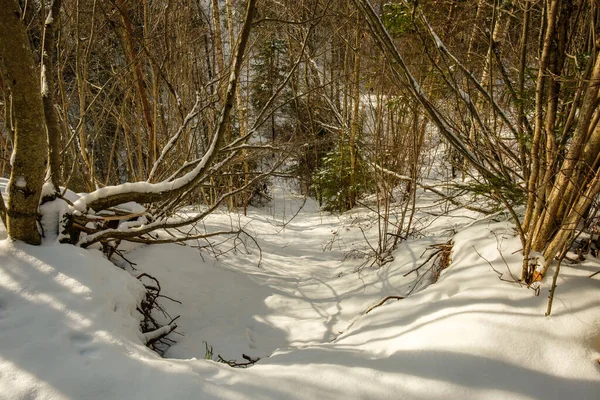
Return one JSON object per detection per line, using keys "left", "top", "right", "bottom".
{"left": 0, "top": 0, "right": 49, "bottom": 244}
{"left": 522, "top": 0, "right": 559, "bottom": 236}
{"left": 349, "top": 12, "right": 361, "bottom": 209}
{"left": 531, "top": 41, "right": 600, "bottom": 252}
{"left": 41, "top": 0, "right": 63, "bottom": 193}
{"left": 225, "top": 0, "right": 250, "bottom": 212}
{"left": 115, "top": 0, "right": 154, "bottom": 177}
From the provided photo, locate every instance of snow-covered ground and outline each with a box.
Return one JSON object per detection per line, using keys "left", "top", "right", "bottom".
{"left": 0, "top": 183, "right": 599, "bottom": 399}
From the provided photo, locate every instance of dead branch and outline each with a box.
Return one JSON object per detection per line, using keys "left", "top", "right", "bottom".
{"left": 144, "top": 320, "right": 178, "bottom": 347}
{"left": 136, "top": 272, "right": 181, "bottom": 355}
{"left": 217, "top": 353, "right": 261, "bottom": 368}
{"left": 365, "top": 295, "right": 405, "bottom": 314}
{"left": 472, "top": 246, "right": 525, "bottom": 286}
{"left": 420, "top": 184, "right": 496, "bottom": 215}
{"left": 403, "top": 241, "right": 453, "bottom": 277}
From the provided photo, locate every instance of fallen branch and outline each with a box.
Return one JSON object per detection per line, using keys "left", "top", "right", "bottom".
{"left": 136, "top": 272, "right": 181, "bottom": 355}
{"left": 144, "top": 321, "right": 178, "bottom": 347}
{"left": 365, "top": 296, "right": 405, "bottom": 314}
{"left": 217, "top": 353, "right": 261, "bottom": 368}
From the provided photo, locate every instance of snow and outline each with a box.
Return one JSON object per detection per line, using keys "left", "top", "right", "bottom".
{"left": 14, "top": 177, "right": 26, "bottom": 189}
{"left": 39, "top": 197, "right": 71, "bottom": 243}
{"left": 40, "top": 181, "right": 56, "bottom": 199}
{"left": 44, "top": 13, "right": 54, "bottom": 26}
{"left": 0, "top": 179, "right": 6, "bottom": 198}
{"left": 143, "top": 324, "right": 177, "bottom": 344}
{"left": 0, "top": 183, "right": 599, "bottom": 399}
{"left": 41, "top": 64, "right": 49, "bottom": 97}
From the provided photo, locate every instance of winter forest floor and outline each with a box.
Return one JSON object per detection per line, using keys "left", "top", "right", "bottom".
{"left": 0, "top": 181, "right": 599, "bottom": 399}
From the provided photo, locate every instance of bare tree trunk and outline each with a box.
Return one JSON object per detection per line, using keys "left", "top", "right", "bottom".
{"left": 522, "top": 0, "right": 559, "bottom": 237}
{"left": 530, "top": 30, "right": 600, "bottom": 253}
{"left": 480, "top": 1, "right": 513, "bottom": 94}
{"left": 464, "top": 0, "right": 513, "bottom": 176}
{"left": 75, "top": 0, "right": 95, "bottom": 190}
{"left": 0, "top": 0, "right": 49, "bottom": 244}
{"left": 349, "top": 12, "right": 361, "bottom": 209}
{"left": 467, "top": 0, "right": 487, "bottom": 63}
{"left": 225, "top": 0, "right": 250, "bottom": 213}
{"left": 211, "top": 0, "right": 226, "bottom": 83}
{"left": 41, "top": 0, "right": 63, "bottom": 194}
{"left": 517, "top": 0, "right": 532, "bottom": 182}
{"left": 115, "top": 0, "right": 154, "bottom": 178}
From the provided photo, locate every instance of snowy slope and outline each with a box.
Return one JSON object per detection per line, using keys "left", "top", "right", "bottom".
{"left": 0, "top": 184, "right": 599, "bottom": 399}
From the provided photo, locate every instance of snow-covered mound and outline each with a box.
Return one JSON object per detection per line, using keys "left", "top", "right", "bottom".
{"left": 0, "top": 186, "right": 599, "bottom": 399}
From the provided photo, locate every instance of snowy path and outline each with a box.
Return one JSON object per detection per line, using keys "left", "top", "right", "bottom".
{"left": 129, "top": 187, "right": 440, "bottom": 361}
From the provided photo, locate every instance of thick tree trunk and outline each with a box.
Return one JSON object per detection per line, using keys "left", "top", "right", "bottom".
{"left": 0, "top": 0, "right": 49, "bottom": 244}
{"left": 531, "top": 43, "right": 600, "bottom": 253}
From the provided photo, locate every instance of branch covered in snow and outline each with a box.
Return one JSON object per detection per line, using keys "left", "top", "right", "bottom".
{"left": 416, "top": 9, "right": 520, "bottom": 141}
{"left": 77, "top": 154, "right": 283, "bottom": 247}
{"left": 143, "top": 323, "right": 178, "bottom": 346}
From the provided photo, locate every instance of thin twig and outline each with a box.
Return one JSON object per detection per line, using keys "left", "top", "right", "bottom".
{"left": 472, "top": 246, "right": 525, "bottom": 286}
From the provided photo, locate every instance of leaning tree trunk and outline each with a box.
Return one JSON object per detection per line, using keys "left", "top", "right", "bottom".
{"left": 0, "top": 0, "right": 49, "bottom": 244}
